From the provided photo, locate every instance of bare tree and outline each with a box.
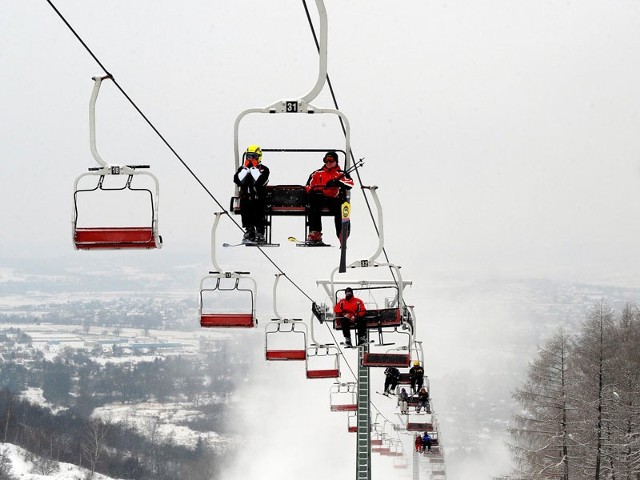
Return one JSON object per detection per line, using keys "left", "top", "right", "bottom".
{"left": 81, "top": 418, "right": 110, "bottom": 476}
{"left": 506, "top": 329, "right": 575, "bottom": 479}
{"left": 609, "top": 304, "right": 640, "bottom": 480}
{"left": 0, "top": 447, "right": 15, "bottom": 480}
{"left": 571, "top": 300, "right": 616, "bottom": 480}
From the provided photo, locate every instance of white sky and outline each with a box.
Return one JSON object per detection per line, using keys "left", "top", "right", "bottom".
{"left": 2, "top": 0, "right": 640, "bottom": 282}
{"left": 3, "top": 1, "right": 640, "bottom": 478}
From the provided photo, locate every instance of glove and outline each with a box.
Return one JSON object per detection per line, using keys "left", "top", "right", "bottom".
{"left": 237, "top": 168, "right": 250, "bottom": 181}
{"left": 249, "top": 167, "right": 261, "bottom": 181}
{"left": 325, "top": 179, "right": 339, "bottom": 187}
{"left": 244, "top": 159, "right": 252, "bottom": 168}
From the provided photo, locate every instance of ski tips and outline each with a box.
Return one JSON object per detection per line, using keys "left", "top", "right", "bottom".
{"left": 287, "top": 236, "right": 298, "bottom": 243}
{"left": 222, "top": 243, "right": 232, "bottom": 247}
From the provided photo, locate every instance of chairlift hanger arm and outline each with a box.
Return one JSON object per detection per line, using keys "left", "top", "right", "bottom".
{"left": 233, "top": 105, "right": 352, "bottom": 172}
{"left": 89, "top": 75, "right": 112, "bottom": 169}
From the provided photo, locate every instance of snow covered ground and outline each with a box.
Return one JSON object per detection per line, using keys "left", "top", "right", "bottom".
{"left": 1, "top": 443, "right": 124, "bottom": 480}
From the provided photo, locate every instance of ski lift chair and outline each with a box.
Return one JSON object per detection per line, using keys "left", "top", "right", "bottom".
{"left": 330, "top": 285, "right": 412, "bottom": 366}
{"left": 230, "top": 149, "right": 354, "bottom": 243}
{"left": 199, "top": 273, "right": 257, "bottom": 328}
{"left": 329, "top": 382, "right": 357, "bottom": 412}
{"left": 198, "top": 212, "right": 257, "bottom": 327}
{"left": 362, "top": 328, "right": 412, "bottom": 368}
{"left": 73, "top": 167, "right": 162, "bottom": 250}
{"left": 265, "top": 274, "right": 309, "bottom": 360}
{"left": 373, "top": 438, "right": 392, "bottom": 455}
{"left": 393, "top": 455, "right": 409, "bottom": 469}
{"left": 306, "top": 344, "right": 340, "bottom": 379}
{"left": 265, "top": 319, "right": 307, "bottom": 360}
{"left": 379, "top": 442, "right": 395, "bottom": 456}
{"left": 406, "top": 412, "right": 433, "bottom": 432}
{"left": 347, "top": 411, "right": 357, "bottom": 433}
{"left": 73, "top": 76, "right": 161, "bottom": 250}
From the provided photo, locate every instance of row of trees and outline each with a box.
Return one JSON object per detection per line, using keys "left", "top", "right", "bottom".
{"left": 0, "top": 388, "right": 222, "bottom": 479}
{"left": 503, "top": 301, "right": 640, "bottom": 479}
{"left": 0, "top": 342, "right": 243, "bottom": 413}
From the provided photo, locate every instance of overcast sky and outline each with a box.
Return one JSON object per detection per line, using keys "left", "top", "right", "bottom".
{"left": 3, "top": 1, "right": 640, "bottom": 478}
{"left": 3, "top": 0, "right": 640, "bottom": 282}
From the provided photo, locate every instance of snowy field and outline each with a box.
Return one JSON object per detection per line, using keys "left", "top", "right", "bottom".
{"left": 1, "top": 443, "right": 123, "bottom": 480}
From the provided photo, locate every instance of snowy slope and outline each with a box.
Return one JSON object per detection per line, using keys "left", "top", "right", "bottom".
{"left": 1, "top": 443, "right": 124, "bottom": 480}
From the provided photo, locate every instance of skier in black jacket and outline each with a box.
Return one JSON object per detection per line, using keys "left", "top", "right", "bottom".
{"left": 234, "top": 145, "right": 270, "bottom": 243}
{"left": 383, "top": 366, "right": 400, "bottom": 395}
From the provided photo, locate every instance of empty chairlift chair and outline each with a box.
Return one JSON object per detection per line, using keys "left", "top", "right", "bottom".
{"left": 73, "top": 76, "right": 161, "bottom": 250}
{"left": 199, "top": 274, "right": 257, "bottom": 328}
{"left": 406, "top": 412, "right": 434, "bottom": 432}
{"left": 306, "top": 344, "right": 340, "bottom": 379}
{"left": 329, "top": 382, "right": 357, "bottom": 412}
{"left": 264, "top": 319, "right": 307, "bottom": 360}
{"left": 198, "top": 213, "right": 257, "bottom": 328}
{"left": 264, "top": 273, "right": 309, "bottom": 360}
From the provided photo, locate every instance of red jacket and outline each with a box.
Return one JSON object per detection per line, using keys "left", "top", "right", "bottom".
{"left": 334, "top": 296, "right": 366, "bottom": 319}
{"left": 305, "top": 166, "right": 354, "bottom": 198}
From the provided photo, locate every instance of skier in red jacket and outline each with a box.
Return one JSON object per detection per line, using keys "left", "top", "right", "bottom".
{"left": 305, "top": 151, "right": 354, "bottom": 244}
{"left": 333, "top": 287, "right": 367, "bottom": 347}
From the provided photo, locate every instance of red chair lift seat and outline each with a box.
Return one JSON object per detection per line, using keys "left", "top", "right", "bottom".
{"left": 200, "top": 313, "right": 254, "bottom": 328}
{"left": 265, "top": 349, "right": 306, "bottom": 361}
{"left": 75, "top": 227, "right": 159, "bottom": 250}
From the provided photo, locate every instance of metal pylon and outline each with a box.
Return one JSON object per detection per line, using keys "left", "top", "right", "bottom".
{"left": 356, "top": 336, "right": 370, "bottom": 479}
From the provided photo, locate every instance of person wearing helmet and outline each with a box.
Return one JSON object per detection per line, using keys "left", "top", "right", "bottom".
{"left": 409, "top": 360, "right": 425, "bottom": 394}
{"left": 333, "top": 287, "right": 367, "bottom": 347}
{"left": 304, "top": 151, "right": 354, "bottom": 244}
{"left": 234, "top": 145, "right": 270, "bottom": 243}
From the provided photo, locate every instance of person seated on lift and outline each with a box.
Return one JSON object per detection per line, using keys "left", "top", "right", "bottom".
{"left": 416, "top": 386, "right": 430, "bottom": 413}
{"left": 234, "top": 145, "right": 270, "bottom": 244}
{"left": 305, "top": 151, "right": 354, "bottom": 244}
{"left": 383, "top": 366, "right": 401, "bottom": 395}
{"left": 334, "top": 287, "right": 366, "bottom": 347}
{"left": 409, "top": 360, "right": 425, "bottom": 394}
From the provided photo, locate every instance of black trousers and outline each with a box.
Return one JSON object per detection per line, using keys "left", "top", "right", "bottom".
{"left": 384, "top": 377, "right": 398, "bottom": 392}
{"left": 340, "top": 316, "right": 367, "bottom": 342}
{"left": 240, "top": 195, "right": 266, "bottom": 233}
{"left": 410, "top": 377, "right": 424, "bottom": 393}
{"left": 308, "top": 191, "right": 342, "bottom": 236}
